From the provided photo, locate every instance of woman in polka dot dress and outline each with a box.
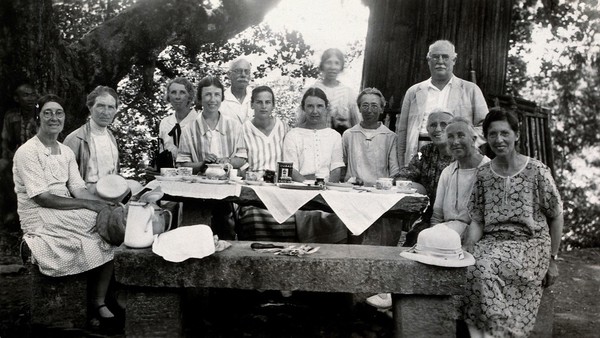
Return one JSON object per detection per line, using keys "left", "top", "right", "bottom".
{"left": 462, "top": 108, "right": 563, "bottom": 337}
{"left": 14, "top": 94, "right": 118, "bottom": 321}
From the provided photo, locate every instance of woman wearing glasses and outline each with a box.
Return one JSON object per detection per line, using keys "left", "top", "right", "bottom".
{"left": 14, "top": 94, "right": 119, "bottom": 324}
{"left": 342, "top": 87, "right": 399, "bottom": 186}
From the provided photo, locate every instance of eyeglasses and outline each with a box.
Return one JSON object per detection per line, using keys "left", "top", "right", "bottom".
{"left": 41, "top": 110, "right": 65, "bottom": 119}
{"left": 428, "top": 54, "right": 451, "bottom": 61}
{"left": 231, "top": 69, "right": 251, "bottom": 75}
{"left": 360, "top": 103, "right": 381, "bottom": 111}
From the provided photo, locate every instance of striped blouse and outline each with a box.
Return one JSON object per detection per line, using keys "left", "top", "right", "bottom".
{"left": 176, "top": 112, "right": 247, "bottom": 163}
{"left": 242, "top": 118, "right": 289, "bottom": 171}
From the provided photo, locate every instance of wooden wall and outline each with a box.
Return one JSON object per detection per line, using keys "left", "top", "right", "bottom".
{"left": 361, "top": 0, "right": 513, "bottom": 111}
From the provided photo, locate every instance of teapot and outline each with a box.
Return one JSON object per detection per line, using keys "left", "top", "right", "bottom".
{"left": 124, "top": 202, "right": 155, "bottom": 248}
{"left": 204, "top": 163, "right": 232, "bottom": 179}
{"left": 150, "top": 203, "right": 172, "bottom": 235}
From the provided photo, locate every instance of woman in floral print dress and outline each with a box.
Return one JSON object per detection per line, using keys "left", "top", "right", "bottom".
{"left": 462, "top": 108, "right": 563, "bottom": 337}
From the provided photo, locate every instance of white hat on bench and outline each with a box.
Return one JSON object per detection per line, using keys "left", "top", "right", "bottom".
{"left": 400, "top": 223, "right": 475, "bottom": 267}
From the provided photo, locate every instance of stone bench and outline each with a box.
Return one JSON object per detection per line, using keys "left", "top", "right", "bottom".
{"left": 114, "top": 241, "right": 468, "bottom": 337}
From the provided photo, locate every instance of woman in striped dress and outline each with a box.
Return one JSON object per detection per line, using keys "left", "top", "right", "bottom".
{"left": 237, "top": 86, "right": 294, "bottom": 241}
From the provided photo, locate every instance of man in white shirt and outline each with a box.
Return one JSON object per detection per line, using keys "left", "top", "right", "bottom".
{"left": 395, "top": 40, "right": 488, "bottom": 167}
{"left": 220, "top": 57, "right": 253, "bottom": 124}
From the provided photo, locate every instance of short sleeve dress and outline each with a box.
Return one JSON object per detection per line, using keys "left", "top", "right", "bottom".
{"left": 463, "top": 158, "right": 563, "bottom": 336}
{"left": 14, "top": 136, "right": 115, "bottom": 277}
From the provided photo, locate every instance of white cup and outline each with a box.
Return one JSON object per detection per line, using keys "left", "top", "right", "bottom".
{"left": 229, "top": 168, "right": 238, "bottom": 179}
{"left": 376, "top": 178, "right": 394, "bottom": 190}
{"left": 160, "top": 168, "right": 178, "bottom": 177}
{"left": 395, "top": 180, "right": 411, "bottom": 189}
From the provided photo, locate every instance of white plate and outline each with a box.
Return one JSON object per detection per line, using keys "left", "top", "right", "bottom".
{"left": 191, "top": 176, "right": 230, "bottom": 184}
{"left": 155, "top": 175, "right": 183, "bottom": 182}
{"left": 326, "top": 185, "right": 354, "bottom": 192}
{"left": 245, "top": 180, "right": 263, "bottom": 186}
{"left": 396, "top": 188, "right": 417, "bottom": 194}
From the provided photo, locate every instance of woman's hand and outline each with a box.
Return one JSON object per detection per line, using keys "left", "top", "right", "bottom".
{"left": 83, "top": 199, "right": 114, "bottom": 213}
{"left": 542, "top": 259, "right": 559, "bottom": 288}
{"left": 204, "top": 153, "right": 218, "bottom": 163}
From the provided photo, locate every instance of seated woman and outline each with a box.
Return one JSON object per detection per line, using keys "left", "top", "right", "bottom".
{"left": 158, "top": 77, "right": 199, "bottom": 159}
{"left": 283, "top": 87, "right": 347, "bottom": 243}
{"left": 176, "top": 75, "right": 247, "bottom": 239}
{"left": 15, "top": 95, "right": 118, "bottom": 322}
{"left": 396, "top": 109, "right": 454, "bottom": 247}
{"left": 462, "top": 108, "right": 563, "bottom": 337}
{"left": 297, "top": 48, "right": 361, "bottom": 135}
{"left": 64, "top": 86, "right": 120, "bottom": 196}
{"left": 342, "top": 87, "right": 399, "bottom": 186}
{"left": 237, "top": 86, "right": 294, "bottom": 241}
{"left": 430, "top": 117, "right": 491, "bottom": 236}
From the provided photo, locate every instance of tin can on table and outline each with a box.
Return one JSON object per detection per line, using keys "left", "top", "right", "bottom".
{"left": 276, "top": 161, "right": 293, "bottom": 183}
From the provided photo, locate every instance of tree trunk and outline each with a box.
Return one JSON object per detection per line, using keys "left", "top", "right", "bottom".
{"left": 361, "top": 0, "right": 513, "bottom": 118}
{"left": 0, "top": 0, "right": 280, "bottom": 132}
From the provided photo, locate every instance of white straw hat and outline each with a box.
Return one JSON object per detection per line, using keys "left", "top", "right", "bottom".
{"left": 126, "top": 179, "right": 145, "bottom": 196}
{"left": 96, "top": 175, "right": 130, "bottom": 201}
{"left": 400, "top": 223, "right": 475, "bottom": 267}
{"left": 152, "top": 225, "right": 215, "bottom": 262}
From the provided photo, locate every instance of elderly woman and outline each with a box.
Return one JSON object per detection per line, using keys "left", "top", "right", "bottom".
{"left": 430, "top": 117, "right": 490, "bottom": 236}
{"left": 15, "top": 95, "right": 117, "bottom": 322}
{"left": 462, "top": 108, "right": 563, "bottom": 337}
{"left": 396, "top": 109, "right": 454, "bottom": 247}
{"left": 342, "top": 87, "right": 399, "bottom": 186}
{"left": 297, "top": 48, "right": 361, "bottom": 135}
{"left": 237, "top": 86, "right": 295, "bottom": 241}
{"left": 64, "top": 86, "right": 120, "bottom": 196}
{"left": 159, "top": 77, "right": 198, "bottom": 159}
{"left": 284, "top": 87, "right": 347, "bottom": 243}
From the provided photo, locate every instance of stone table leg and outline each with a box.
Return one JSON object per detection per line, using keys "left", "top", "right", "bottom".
{"left": 125, "top": 287, "right": 183, "bottom": 338}
{"left": 393, "top": 294, "right": 458, "bottom": 337}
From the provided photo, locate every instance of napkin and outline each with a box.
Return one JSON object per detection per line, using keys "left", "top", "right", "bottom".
{"left": 321, "top": 190, "right": 411, "bottom": 235}
{"left": 248, "top": 185, "right": 320, "bottom": 223}
{"left": 152, "top": 225, "right": 215, "bottom": 262}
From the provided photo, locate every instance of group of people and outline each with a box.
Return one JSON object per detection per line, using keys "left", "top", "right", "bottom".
{"left": 3, "top": 39, "right": 563, "bottom": 337}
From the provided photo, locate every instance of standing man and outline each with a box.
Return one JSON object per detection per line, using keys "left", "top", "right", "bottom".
{"left": 64, "top": 86, "right": 120, "bottom": 196}
{"left": 220, "top": 57, "right": 253, "bottom": 124}
{"left": 396, "top": 40, "right": 488, "bottom": 167}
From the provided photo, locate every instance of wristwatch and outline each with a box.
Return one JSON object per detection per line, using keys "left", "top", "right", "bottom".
{"left": 551, "top": 254, "right": 558, "bottom": 261}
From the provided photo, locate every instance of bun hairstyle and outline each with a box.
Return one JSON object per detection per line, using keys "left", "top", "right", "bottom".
{"left": 164, "top": 77, "right": 196, "bottom": 106}
{"left": 319, "top": 48, "right": 345, "bottom": 71}
{"left": 35, "top": 94, "right": 65, "bottom": 126}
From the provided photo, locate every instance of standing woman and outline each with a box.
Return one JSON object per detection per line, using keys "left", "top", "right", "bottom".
{"left": 462, "top": 108, "right": 563, "bottom": 337}
{"left": 297, "top": 48, "right": 360, "bottom": 135}
{"left": 159, "top": 77, "right": 198, "bottom": 159}
{"left": 14, "top": 95, "right": 118, "bottom": 321}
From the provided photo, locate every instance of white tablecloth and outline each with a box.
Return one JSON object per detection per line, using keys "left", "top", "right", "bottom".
{"left": 145, "top": 181, "right": 423, "bottom": 236}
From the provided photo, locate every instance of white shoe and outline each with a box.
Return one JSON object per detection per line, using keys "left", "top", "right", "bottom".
{"left": 366, "top": 293, "right": 392, "bottom": 310}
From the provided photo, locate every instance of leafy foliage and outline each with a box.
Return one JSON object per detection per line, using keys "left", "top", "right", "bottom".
{"left": 507, "top": 0, "right": 600, "bottom": 248}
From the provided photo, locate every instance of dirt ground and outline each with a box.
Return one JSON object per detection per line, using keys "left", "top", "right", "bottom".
{"left": 1, "top": 246, "right": 599, "bottom": 337}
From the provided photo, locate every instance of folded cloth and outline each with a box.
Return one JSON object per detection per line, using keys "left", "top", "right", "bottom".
{"left": 96, "top": 204, "right": 127, "bottom": 246}
{"left": 321, "top": 190, "right": 412, "bottom": 236}
{"left": 145, "top": 180, "right": 242, "bottom": 200}
{"left": 248, "top": 185, "right": 320, "bottom": 223}
{"left": 152, "top": 225, "right": 215, "bottom": 262}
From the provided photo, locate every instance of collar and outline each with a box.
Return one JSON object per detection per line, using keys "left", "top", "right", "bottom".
{"left": 427, "top": 75, "right": 454, "bottom": 90}
{"left": 89, "top": 118, "right": 108, "bottom": 135}
{"left": 199, "top": 113, "right": 225, "bottom": 136}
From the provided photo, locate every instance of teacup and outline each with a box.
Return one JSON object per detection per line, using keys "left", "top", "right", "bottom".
{"left": 177, "top": 167, "right": 193, "bottom": 176}
{"left": 395, "top": 180, "right": 411, "bottom": 189}
{"left": 376, "top": 178, "right": 394, "bottom": 190}
{"left": 246, "top": 170, "right": 264, "bottom": 182}
{"left": 161, "top": 168, "right": 178, "bottom": 177}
